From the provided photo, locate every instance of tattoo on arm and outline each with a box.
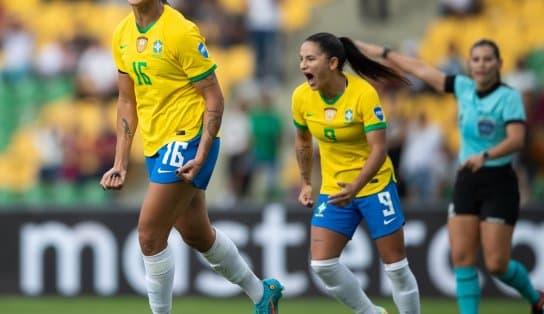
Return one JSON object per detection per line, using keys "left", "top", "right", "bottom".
{"left": 121, "top": 118, "right": 132, "bottom": 139}
{"left": 296, "top": 143, "right": 312, "bottom": 183}
{"left": 204, "top": 108, "right": 223, "bottom": 137}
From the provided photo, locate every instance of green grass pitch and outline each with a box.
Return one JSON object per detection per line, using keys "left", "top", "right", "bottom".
{"left": 0, "top": 296, "right": 528, "bottom": 314}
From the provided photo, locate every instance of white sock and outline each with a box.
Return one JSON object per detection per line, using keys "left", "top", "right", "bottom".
{"left": 311, "top": 258, "right": 376, "bottom": 314}
{"left": 383, "top": 258, "right": 420, "bottom": 314}
{"left": 142, "top": 246, "right": 175, "bottom": 314}
{"left": 200, "top": 228, "right": 263, "bottom": 303}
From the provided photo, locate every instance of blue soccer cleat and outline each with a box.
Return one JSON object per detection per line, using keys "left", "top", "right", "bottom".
{"left": 254, "top": 278, "right": 284, "bottom": 314}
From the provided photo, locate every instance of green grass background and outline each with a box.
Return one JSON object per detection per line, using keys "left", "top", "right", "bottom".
{"left": 0, "top": 296, "right": 528, "bottom": 314}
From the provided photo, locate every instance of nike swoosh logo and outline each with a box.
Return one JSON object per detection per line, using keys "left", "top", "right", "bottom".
{"left": 157, "top": 168, "right": 173, "bottom": 174}
{"left": 120, "top": 44, "right": 127, "bottom": 49}
{"left": 384, "top": 217, "right": 396, "bottom": 225}
{"left": 305, "top": 113, "right": 314, "bottom": 117}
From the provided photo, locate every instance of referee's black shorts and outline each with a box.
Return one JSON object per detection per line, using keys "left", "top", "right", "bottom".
{"left": 450, "top": 164, "right": 519, "bottom": 225}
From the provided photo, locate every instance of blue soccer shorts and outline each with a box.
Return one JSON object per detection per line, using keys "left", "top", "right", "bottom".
{"left": 145, "top": 136, "right": 220, "bottom": 190}
{"left": 311, "top": 181, "right": 405, "bottom": 239}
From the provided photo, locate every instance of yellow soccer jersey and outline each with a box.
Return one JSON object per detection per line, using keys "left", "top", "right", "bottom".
{"left": 292, "top": 72, "right": 395, "bottom": 197}
{"left": 112, "top": 5, "right": 217, "bottom": 156}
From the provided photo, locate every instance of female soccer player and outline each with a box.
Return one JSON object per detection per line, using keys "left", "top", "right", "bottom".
{"left": 292, "top": 32, "right": 421, "bottom": 314}
{"left": 355, "top": 38, "right": 544, "bottom": 314}
{"left": 100, "top": 1, "right": 282, "bottom": 313}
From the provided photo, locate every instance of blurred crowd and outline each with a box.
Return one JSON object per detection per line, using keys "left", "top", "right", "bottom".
{"left": 0, "top": 0, "right": 287, "bottom": 206}
{"left": 0, "top": 0, "right": 543, "bottom": 208}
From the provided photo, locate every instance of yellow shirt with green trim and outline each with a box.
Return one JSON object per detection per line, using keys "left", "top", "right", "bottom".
{"left": 112, "top": 5, "right": 217, "bottom": 156}
{"left": 291, "top": 72, "right": 395, "bottom": 197}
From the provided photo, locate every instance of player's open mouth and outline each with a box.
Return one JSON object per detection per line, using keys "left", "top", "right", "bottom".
{"left": 304, "top": 73, "right": 315, "bottom": 85}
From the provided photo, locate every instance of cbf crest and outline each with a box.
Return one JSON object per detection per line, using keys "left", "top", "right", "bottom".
{"left": 344, "top": 109, "right": 353, "bottom": 123}
{"left": 137, "top": 36, "right": 148, "bottom": 53}
{"left": 153, "top": 40, "right": 163, "bottom": 54}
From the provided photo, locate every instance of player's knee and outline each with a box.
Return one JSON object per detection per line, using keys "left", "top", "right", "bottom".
{"left": 450, "top": 250, "right": 477, "bottom": 267}
{"left": 485, "top": 257, "right": 509, "bottom": 275}
{"left": 178, "top": 228, "right": 214, "bottom": 252}
{"left": 181, "top": 234, "right": 206, "bottom": 251}
{"left": 310, "top": 258, "right": 339, "bottom": 279}
{"left": 138, "top": 229, "right": 168, "bottom": 256}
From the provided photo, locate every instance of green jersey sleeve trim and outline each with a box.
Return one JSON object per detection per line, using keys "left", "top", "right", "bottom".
{"left": 364, "top": 122, "right": 387, "bottom": 132}
{"left": 293, "top": 119, "right": 308, "bottom": 130}
{"left": 189, "top": 64, "right": 217, "bottom": 83}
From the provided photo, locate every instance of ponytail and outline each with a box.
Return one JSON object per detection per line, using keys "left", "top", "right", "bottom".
{"left": 304, "top": 32, "right": 407, "bottom": 85}
{"left": 339, "top": 37, "right": 408, "bottom": 85}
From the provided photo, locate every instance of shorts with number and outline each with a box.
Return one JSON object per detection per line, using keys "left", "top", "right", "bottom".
{"left": 451, "top": 165, "right": 519, "bottom": 225}
{"left": 145, "top": 136, "right": 220, "bottom": 189}
{"left": 311, "top": 181, "right": 405, "bottom": 240}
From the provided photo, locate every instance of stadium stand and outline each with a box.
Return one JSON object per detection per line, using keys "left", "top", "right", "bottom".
{"left": 0, "top": 0, "right": 335, "bottom": 205}
{"left": 1, "top": 0, "right": 542, "bottom": 206}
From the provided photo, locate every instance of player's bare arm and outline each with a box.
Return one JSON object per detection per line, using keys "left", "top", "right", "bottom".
{"left": 194, "top": 72, "right": 224, "bottom": 140}
{"left": 100, "top": 73, "right": 137, "bottom": 190}
{"left": 177, "top": 72, "right": 224, "bottom": 181}
{"left": 295, "top": 128, "right": 314, "bottom": 207}
{"left": 295, "top": 128, "right": 313, "bottom": 185}
{"left": 121, "top": 118, "right": 133, "bottom": 140}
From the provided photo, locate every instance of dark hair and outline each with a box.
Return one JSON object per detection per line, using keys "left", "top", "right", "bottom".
{"left": 471, "top": 39, "right": 501, "bottom": 60}
{"left": 304, "top": 32, "right": 408, "bottom": 85}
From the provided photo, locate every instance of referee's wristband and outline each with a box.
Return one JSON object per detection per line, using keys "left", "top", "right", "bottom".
{"left": 382, "top": 47, "right": 391, "bottom": 59}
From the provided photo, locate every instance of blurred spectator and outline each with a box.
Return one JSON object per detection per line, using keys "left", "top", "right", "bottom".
{"left": 32, "top": 125, "right": 64, "bottom": 202}
{"left": 59, "top": 125, "right": 83, "bottom": 184}
{"left": 0, "top": 3, "right": 5, "bottom": 26}
{"left": 76, "top": 37, "right": 117, "bottom": 99}
{"left": 359, "top": 0, "right": 389, "bottom": 21}
{"left": 190, "top": 0, "right": 222, "bottom": 45}
{"left": 246, "top": 0, "right": 283, "bottom": 85}
{"left": 439, "top": 41, "right": 465, "bottom": 75}
{"left": 400, "top": 111, "right": 446, "bottom": 204}
{"left": 439, "top": 0, "right": 482, "bottom": 17}
{"left": 249, "top": 89, "right": 283, "bottom": 200}
{"left": 399, "top": 39, "right": 434, "bottom": 94}
{"left": 69, "top": 26, "right": 94, "bottom": 59}
{"left": 80, "top": 103, "right": 117, "bottom": 182}
{"left": 173, "top": 0, "right": 245, "bottom": 47}
{"left": 0, "top": 15, "right": 34, "bottom": 84}
{"left": 504, "top": 56, "right": 537, "bottom": 100}
{"left": 35, "top": 37, "right": 77, "bottom": 77}
{"left": 382, "top": 91, "right": 407, "bottom": 197}
{"left": 525, "top": 92, "right": 544, "bottom": 201}
{"left": 92, "top": 123, "right": 117, "bottom": 179}
{"left": 505, "top": 56, "right": 539, "bottom": 205}
{"left": 218, "top": 13, "right": 247, "bottom": 47}
{"left": 34, "top": 125, "right": 63, "bottom": 186}
{"left": 172, "top": 0, "right": 198, "bottom": 17}
{"left": 221, "top": 97, "right": 253, "bottom": 205}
